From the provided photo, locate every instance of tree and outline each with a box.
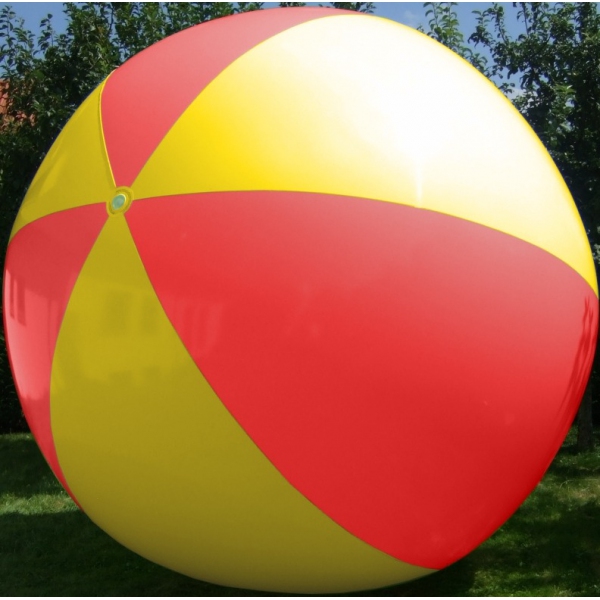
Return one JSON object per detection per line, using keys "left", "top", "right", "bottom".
{"left": 328, "top": 3, "right": 374, "bottom": 12}
{"left": 419, "top": 2, "right": 487, "bottom": 72}
{"left": 422, "top": 2, "right": 600, "bottom": 451}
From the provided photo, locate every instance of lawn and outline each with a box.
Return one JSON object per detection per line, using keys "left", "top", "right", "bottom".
{"left": 1, "top": 430, "right": 599, "bottom": 596}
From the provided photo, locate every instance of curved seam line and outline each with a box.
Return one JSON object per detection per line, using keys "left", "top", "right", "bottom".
{"left": 8, "top": 80, "right": 115, "bottom": 242}
{"left": 127, "top": 188, "right": 598, "bottom": 297}
{"left": 122, "top": 206, "right": 434, "bottom": 572}
{"left": 129, "top": 11, "right": 363, "bottom": 189}
{"left": 48, "top": 208, "right": 109, "bottom": 505}
{"left": 98, "top": 74, "right": 117, "bottom": 188}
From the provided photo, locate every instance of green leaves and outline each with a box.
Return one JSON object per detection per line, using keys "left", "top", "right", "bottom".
{"left": 328, "top": 3, "right": 375, "bottom": 13}
{"left": 420, "top": 2, "right": 488, "bottom": 71}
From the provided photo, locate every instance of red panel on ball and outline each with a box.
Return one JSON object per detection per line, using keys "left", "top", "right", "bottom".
{"left": 3, "top": 205, "right": 107, "bottom": 497}
{"left": 101, "top": 7, "right": 346, "bottom": 187}
{"left": 127, "top": 191, "right": 597, "bottom": 569}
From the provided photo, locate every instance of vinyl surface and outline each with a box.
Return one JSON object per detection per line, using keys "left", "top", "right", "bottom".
{"left": 4, "top": 7, "right": 598, "bottom": 594}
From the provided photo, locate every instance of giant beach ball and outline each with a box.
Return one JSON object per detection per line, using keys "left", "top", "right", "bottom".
{"left": 3, "top": 7, "right": 598, "bottom": 594}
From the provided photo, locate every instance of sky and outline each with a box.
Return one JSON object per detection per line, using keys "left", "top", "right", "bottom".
{"left": 3, "top": 2, "right": 522, "bottom": 40}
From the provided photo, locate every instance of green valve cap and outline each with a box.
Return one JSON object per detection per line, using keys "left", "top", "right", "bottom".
{"left": 111, "top": 194, "right": 126, "bottom": 211}
{"left": 108, "top": 189, "right": 133, "bottom": 215}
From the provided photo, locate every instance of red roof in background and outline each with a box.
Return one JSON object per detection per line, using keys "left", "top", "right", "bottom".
{"left": 0, "top": 80, "right": 34, "bottom": 127}
{"left": 0, "top": 80, "right": 9, "bottom": 116}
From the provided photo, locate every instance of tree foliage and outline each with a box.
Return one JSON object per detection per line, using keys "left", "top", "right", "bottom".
{"left": 419, "top": 2, "right": 487, "bottom": 71}
{"left": 328, "top": 3, "right": 374, "bottom": 13}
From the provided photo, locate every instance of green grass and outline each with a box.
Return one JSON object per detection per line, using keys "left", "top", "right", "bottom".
{"left": 1, "top": 430, "right": 599, "bottom": 596}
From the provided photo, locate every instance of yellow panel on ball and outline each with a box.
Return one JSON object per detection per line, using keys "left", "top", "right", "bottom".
{"left": 10, "top": 82, "right": 114, "bottom": 240}
{"left": 50, "top": 213, "right": 433, "bottom": 594}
